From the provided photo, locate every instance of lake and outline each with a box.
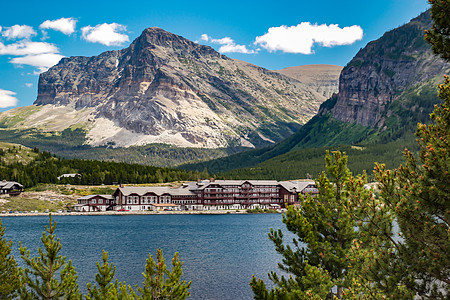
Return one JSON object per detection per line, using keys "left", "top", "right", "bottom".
{"left": 1, "top": 214, "right": 292, "bottom": 300}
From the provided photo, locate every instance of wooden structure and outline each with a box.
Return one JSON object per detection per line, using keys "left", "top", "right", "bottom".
{"left": 0, "top": 180, "right": 24, "bottom": 196}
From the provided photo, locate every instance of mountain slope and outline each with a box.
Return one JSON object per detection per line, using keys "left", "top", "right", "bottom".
{"left": 181, "top": 10, "right": 450, "bottom": 174}
{"left": 0, "top": 27, "right": 338, "bottom": 151}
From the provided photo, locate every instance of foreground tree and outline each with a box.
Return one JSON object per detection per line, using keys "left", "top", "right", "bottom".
{"left": 86, "top": 250, "right": 134, "bottom": 300}
{"left": 19, "top": 214, "right": 81, "bottom": 299}
{"left": 0, "top": 219, "right": 20, "bottom": 299}
{"left": 134, "top": 248, "right": 191, "bottom": 300}
{"left": 251, "top": 151, "right": 372, "bottom": 299}
{"left": 86, "top": 248, "right": 191, "bottom": 300}
{"left": 372, "top": 76, "right": 450, "bottom": 298}
{"left": 425, "top": 0, "right": 450, "bottom": 61}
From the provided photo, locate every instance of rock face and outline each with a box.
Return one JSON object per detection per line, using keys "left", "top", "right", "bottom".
{"left": 33, "top": 27, "right": 332, "bottom": 148}
{"left": 330, "top": 10, "right": 450, "bottom": 128}
{"left": 276, "top": 64, "right": 342, "bottom": 99}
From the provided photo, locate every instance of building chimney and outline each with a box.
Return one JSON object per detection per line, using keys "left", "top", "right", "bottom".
{"left": 210, "top": 178, "right": 215, "bottom": 182}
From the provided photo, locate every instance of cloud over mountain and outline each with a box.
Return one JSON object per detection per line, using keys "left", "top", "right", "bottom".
{"left": 255, "top": 22, "right": 363, "bottom": 54}
{"left": 200, "top": 34, "right": 255, "bottom": 54}
{"left": 81, "top": 23, "right": 129, "bottom": 46}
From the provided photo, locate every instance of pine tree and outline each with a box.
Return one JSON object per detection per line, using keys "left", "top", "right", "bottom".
{"left": 0, "top": 219, "right": 20, "bottom": 299}
{"left": 19, "top": 214, "right": 81, "bottom": 299}
{"left": 372, "top": 76, "right": 450, "bottom": 298}
{"left": 251, "top": 151, "right": 371, "bottom": 299}
{"left": 425, "top": 0, "right": 450, "bottom": 61}
{"left": 135, "top": 248, "right": 191, "bottom": 300}
{"left": 86, "top": 250, "right": 134, "bottom": 300}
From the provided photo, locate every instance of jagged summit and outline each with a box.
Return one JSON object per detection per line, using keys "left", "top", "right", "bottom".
{"left": 130, "top": 27, "right": 222, "bottom": 58}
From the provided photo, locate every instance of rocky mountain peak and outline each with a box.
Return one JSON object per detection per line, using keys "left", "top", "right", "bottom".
{"left": 29, "top": 27, "right": 337, "bottom": 149}
{"left": 329, "top": 10, "right": 450, "bottom": 128}
{"left": 129, "top": 26, "right": 222, "bottom": 59}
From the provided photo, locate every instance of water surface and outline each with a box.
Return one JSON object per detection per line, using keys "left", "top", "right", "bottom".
{"left": 2, "top": 214, "right": 291, "bottom": 300}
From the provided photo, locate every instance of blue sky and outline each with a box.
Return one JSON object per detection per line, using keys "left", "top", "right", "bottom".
{"left": 0, "top": 0, "right": 430, "bottom": 111}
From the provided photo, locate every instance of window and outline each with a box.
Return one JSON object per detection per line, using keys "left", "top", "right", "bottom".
{"left": 91, "top": 199, "right": 96, "bottom": 204}
{"left": 98, "top": 199, "right": 103, "bottom": 204}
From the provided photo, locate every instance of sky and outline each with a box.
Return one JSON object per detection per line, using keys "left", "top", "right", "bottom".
{"left": 0, "top": 0, "right": 430, "bottom": 111}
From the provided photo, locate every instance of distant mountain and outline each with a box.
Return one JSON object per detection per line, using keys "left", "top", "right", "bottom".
{"left": 181, "top": 10, "right": 450, "bottom": 175}
{"left": 276, "top": 64, "right": 342, "bottom": 99}
{"left": 0, "top": 27, "right": 338, "bottom": 154}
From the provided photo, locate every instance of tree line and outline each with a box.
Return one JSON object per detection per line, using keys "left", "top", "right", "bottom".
{"left": 0, "top": 150, "right": 209, "bottom": 187}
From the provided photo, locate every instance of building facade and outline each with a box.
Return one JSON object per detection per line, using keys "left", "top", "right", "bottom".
{"left": 106, "top": 180, "right": 317, "bottom": 211}
{"left": 74, "top": 194, "right": 115, "bottom": 212}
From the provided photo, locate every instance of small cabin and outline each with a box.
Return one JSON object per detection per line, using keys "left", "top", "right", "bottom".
{"left": 0, "top": 180, "right": 24, "bottom": 196}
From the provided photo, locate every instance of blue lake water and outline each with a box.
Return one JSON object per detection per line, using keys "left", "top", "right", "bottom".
{"left": 1, "top": 214, "right": 292, "bottom": 300}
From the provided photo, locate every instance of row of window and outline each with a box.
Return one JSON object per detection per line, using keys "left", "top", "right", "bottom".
{"left": 81, "top": 199, "right": 111, "bottom": 205}
{"left": 172, "top": 200, "right": 197, "bottom": 204}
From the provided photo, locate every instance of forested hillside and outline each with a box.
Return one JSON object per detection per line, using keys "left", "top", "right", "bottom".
{"left": 0, "top": 143, "right": 208, "bottom": 187}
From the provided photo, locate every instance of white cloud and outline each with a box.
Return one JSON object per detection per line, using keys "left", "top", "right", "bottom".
{"left": 0, "top": 89, "right": 19, "bottom": 108}
{"left": 201, "top": 34, "right": 255, "bottom": 54}
{"left": 200, "top": 34, "right": 209, "bottom": 41}
{"left": 2, "top": 25, "right": 37, "bottom": 40}
{"left": 25, "top": 83, "right": 33, "bottom": 87}
{"left": 81, "top": 23, "right": 129, "bottom": 46}
{"left": 10, "top": 53, "right": 64, "bottom": 72}
{"left": 0, "top": 41, "right": 63, "bottom": 72}
{"left": 255, "top": 22, "right": 363, "bottom": 54}
{"left": 40, "top": 17, "right": 77, "bottom": 35}
{"left": 0, "top": 41, "right": 59, "bottom": 56}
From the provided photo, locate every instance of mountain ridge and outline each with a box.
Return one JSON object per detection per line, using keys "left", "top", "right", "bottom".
{"left": 0, "top": 27, "right": 341, "bottom": 166}
{"left": 15, "top": 27, "right": 339, "bottom": 149}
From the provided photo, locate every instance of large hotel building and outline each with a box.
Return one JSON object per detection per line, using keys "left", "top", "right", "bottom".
{"left": 74, "top": 179, "right": 318, "bottom": 212}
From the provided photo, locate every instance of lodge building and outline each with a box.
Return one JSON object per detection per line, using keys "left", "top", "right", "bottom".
{"left": 75, "top": 179, "right": 318, "bottom": 212}
{"left": 0, "top": 180, "right": 24, "bottom": 196}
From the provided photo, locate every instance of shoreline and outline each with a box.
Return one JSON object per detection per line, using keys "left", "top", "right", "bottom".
{"left": 0, "top": 209, "right": 283, "bottom": 217}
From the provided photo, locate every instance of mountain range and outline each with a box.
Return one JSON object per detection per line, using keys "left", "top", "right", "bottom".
{"left": 0, "top": 28, "right": 341, "bottom": 152}
{"left": 0, "top": 10, "right": 447, "bottom": 174}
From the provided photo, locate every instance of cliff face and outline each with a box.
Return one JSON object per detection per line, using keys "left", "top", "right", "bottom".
{"left": 33, "top": 27, "right": 331, "bottom": 149}
{"left": 330, "top": 10, "right": 450, "bottom": 128}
